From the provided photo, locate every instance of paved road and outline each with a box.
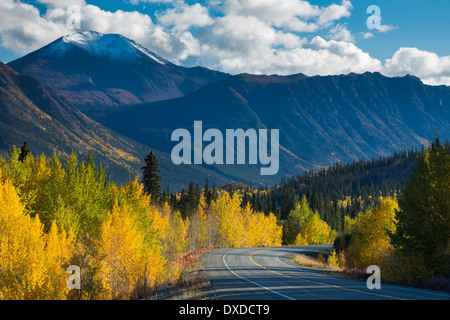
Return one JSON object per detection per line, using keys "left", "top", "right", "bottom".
{"left": 200, "top": 245, "right": 450, "bottom": 300}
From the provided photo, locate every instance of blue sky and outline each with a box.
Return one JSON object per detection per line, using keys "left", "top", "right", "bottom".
{"left": 0, "top": 0, "right": 449, "bottom": 85}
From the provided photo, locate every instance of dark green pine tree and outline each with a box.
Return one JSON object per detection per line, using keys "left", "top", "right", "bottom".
{"left": 204, "top": 177, "right": 212, "bottom": 206}
{"left": 211, "top": 182, "right": 218, "bottom": 202}
{"left": 18, "top": 141, "right": 31, "bottom": 163}
{"left": 141, "top": 150, "right": 161, "bottom": 202}
{"left": 241, "top": 188, "right": 250, "bottom": 209}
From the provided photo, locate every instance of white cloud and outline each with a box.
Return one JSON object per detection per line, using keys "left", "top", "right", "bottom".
{"left": 361, "top": 32, "right": 374, "bottom": 39}
{"left": 37, "top": 0, "right": 87, "bottom": 7}
{"left": 158, "top": 3, "right": 214, "bottom": 31}
{"left": 377, "top": 24, "right": 398, "bottom": 33}
{"left": 220, "top": 0, "right": 320, "bottom": 27}
{"left": 127, "top": 0, "right": 172, "bottom": 4}
{"left": 317, "top": 0, "right": 352, "bottom": 26}
{"left": 328, "top": 23, "right": 354, "bottom": 42}
{"left": 384, "top": 47, "right": 450, "bottom": 86}
{"left": 219, "top": 0, "right": 353, "bottom": 32}
{"left": 0, "top": 0, "right": 67, "bottom": 54}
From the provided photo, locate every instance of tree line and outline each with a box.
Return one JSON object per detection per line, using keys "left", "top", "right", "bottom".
{"left": 0, "top": 146, "right": 281, "bottom": 299}
{"left": 142, "top": 137, "right": 449, "bottom": 288}
{"left": 0, "top": 135, "right": 448, "bottom": 299}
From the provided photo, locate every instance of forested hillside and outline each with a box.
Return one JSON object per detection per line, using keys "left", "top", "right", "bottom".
{"left": 231, "top": 146, "right": 421, "bottom": 232}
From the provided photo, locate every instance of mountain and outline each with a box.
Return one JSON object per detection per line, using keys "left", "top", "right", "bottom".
{"left": 98, "top": 71, "right": 450, "bottom": 184}
{"left": 7, "top": 31, "right": 229, "bottom": 117}
{"left": 0, "top": 61, "right": 233, "bottom": 190}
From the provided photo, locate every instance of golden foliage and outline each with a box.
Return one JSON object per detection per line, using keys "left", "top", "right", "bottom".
{"left": 211, "top": 192, "right": 282, "bottom": 248}
{"left": 0, "top": 175, "right": 74, "bottom": 299}
{"left": 345, "top": 197, "right": 398, "bottom": 269}
{"left": 97, "top": 200, "right": 165, "bottom": 299}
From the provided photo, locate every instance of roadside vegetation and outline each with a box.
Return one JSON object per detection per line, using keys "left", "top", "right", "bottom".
{"left": 0, "top": 146, "right": 281, "bottom": 299}
{"left": 292, "top": 137, "right": 449, "bottom": 291}
{"left": 0, "top": 136, "right": 447, "bottom": 298}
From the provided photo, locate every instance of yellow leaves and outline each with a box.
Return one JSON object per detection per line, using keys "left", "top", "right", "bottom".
{"left": 211, "top": 192, "right": 282, "bottom": 248}
{"left": 285, "top": 196, "right": 334, "bottom": 246}
{"left": 97, "top": 200, "right": 151, "bottom": 299}
{"left": 188, "top": 196, "right": 209, "bottom": 250}
{"left": 42, "top": 221, "right": 76, "bottom": 299}
{"left": 96, "top": 198, "right": 168, "bottom": 299}
{"left": 0, "top": 177, "right": 75, "bottom": 300}
{"left": 0, "top": 178, "right": 25, "bottom": 218}
{"left": 212, "top": 192, "right": 245, "bottom": 247}
{"left": 345, "top": 197, "right": 399, "bottom": 269}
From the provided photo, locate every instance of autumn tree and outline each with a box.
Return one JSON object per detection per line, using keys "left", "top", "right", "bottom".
{"left": 97, "top": 200, "right": 165, "bottom": 299}
{"left": 345, "top": 197, "right": 398, "bottom": 269}
{"left": 0, "top": 172, "right": 74, "bottom": 300}
{"left": 283, "top": 195, "right": 335, "bottom": 246}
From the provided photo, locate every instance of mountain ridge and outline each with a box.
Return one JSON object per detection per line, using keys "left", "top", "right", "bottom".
{"left": 98, "top": 70, "right": 450, "bottom": 183}
{"left": 0, "top": 61, "right": 237, "bottom": 190}
{"left": 8, "top": 31, "right": 230, "bottom": 116}
{"left": 3, "top": 31, "right": 449, "bottom": 190}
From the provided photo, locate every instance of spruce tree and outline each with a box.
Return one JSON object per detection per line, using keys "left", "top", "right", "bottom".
{"left": 141, "top": 150, "right": 161, "bottom": 201}
{"left": 18, "top": 141, "right": 31, "bottom": 163}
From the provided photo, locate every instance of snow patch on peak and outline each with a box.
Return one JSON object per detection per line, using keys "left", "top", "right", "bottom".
{"left": 45, "top": 31, "right": 166, "bottom": 65}
{"left": 62, "top": 30, "right": 104, "bottom": 45}
{"left": 128, "top": 40, "right": 166, "bottom": 65}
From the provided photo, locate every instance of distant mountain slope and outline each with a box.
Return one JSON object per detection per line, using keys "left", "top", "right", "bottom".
{"left": 8, "top": 31, "right": 229, "bottom": 116}
{"left": 0, "top": 61, "right": 232, "bottom": 190}
{"left": 99, "top": 71, "right": 450, "bottom": 183}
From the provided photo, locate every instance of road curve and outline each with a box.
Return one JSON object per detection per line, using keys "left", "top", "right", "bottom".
{"left": 200, "top": 245, "right": 450, "bottom": 300}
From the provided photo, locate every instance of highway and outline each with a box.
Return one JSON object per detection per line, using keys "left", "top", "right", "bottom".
{"left": 200, "top": 245, "right": 450, "bottom": 300}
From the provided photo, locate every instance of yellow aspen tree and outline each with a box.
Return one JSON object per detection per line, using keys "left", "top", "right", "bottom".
{"left": 263, "top": 213, "right": 283, "bottom": 247}
{"left": 43, "top": 221, "right": 76, "bottom": 299}
{"left": 188, "top": 195, "right": 209, "bottom": 250}
{"left": 212, "top": 192, "right": 245, "bottom": 247}
{"left": 0, "top": 175, "right": 46, "bottom": 299}
{"left": 243, "top": 204, "right": 258, "bottom": 247}
{"left": 97, "top": 201, "right": 147, "bottom": 299}
{"left": 345, "top": 197, "right": 398, "bottom": 269}
{"left": 162, "top": 209, "right": 188, "bottom": 281}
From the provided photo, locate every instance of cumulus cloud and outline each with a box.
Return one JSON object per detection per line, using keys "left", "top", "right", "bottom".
{"left": 328, "top": 23, "right": 354, "bottom": 42}
{"left": 317, "top": 0, "right": 352, "bottom": 26}
{"left": 384, "top": 47, "right": 450, "bottom": 86}
{"left": 0, "top": 0, "right": 67, "bottom": 54}
{"left": 37, "top": 0, "right": 87, "bottom": 7}
{"left": 158, "top": 3, "right": 214, "bottom": 31}
{"left": 220, "top": 0, "right": 320, "bottom": 30}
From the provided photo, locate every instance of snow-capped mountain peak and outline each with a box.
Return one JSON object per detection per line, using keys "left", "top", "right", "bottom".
{"left": 47, "top": 31, "right": 166, "bottom": 64}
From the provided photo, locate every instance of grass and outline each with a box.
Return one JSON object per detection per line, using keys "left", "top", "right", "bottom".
{"left": 149, "top": 247, "right": 218, "bottom": 300}
{"left": 293, "top": 253, "right": 343, "bottom": 272}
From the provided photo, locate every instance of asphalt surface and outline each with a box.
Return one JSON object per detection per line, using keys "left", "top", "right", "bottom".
{"left": 200, "top": 245, "right": 450, "bottom": 300}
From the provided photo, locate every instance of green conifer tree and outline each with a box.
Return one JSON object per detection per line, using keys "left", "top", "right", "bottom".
{"left": 141, "top": 150, "right": 161, "bottom": 202}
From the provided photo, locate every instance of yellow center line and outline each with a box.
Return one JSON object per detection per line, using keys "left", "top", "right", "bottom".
{"left": 249, "top": 249, "right": 406, "bottom": 300}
